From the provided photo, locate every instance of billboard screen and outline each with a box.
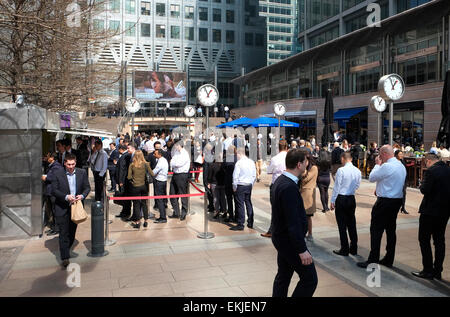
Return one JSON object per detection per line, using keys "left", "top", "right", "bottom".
{"left": 134, "top": 71, "right": 187, "bottom": 102}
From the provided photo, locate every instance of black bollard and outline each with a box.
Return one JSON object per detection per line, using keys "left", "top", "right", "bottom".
{"left": 88, "top": 201, "right": 109, "bottom": 257}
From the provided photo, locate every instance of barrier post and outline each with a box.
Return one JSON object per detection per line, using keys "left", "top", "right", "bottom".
{"left": 88, "top": 201, "right": 109, "bottom": 257}
{"left": 104, "top": 181, "right": 116, "bottom": 246}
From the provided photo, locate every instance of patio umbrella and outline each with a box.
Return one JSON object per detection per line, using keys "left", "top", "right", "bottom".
{"left": 216, "top": 116, "right": 252, "bottom": 128}
{"left": 245, "top": 117, "right": 300, "bottom": 128}
{"left": 322, "top": 89, "right": 335, "bottom": 146}
{"left": 437, "top": 70, "right": 450, "bottom": 148}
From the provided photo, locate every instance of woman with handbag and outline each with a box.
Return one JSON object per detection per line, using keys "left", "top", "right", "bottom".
{"left": 301, "top": 153, "right": 318, "bottom": 241}
{"left": 127, "top": 150, "right": 154, "bottom": 229}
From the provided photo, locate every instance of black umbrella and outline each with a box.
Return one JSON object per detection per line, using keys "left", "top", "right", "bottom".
{"left": 437, "top": 70, "right": 450, "bottom": 148}
{"left": 322, "top": 89, "right": 335, "bottom": 146}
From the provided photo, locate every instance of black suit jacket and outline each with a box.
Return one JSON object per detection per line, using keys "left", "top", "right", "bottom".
{"left": 108, "top": 149, "right": 119, "bottom": 169}
{"left": 271, "top": 174, "right": 308, "bottom": 254}
{"left": 52, "top": 168, "right": 90, "bottom": 217}
{"left": 419, "top": 161, "right": 450, "bottom": 218}
{"left": 116, "top": 152, "right": 132, "bottom": 186}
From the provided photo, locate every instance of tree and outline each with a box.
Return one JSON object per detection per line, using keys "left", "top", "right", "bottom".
{"left": 0, "top": 0, "right": 123, "bottom": 111}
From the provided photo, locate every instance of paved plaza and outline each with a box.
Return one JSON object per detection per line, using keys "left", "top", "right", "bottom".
{"left": 0, "top": 170, "right": 449, "bottom": 297}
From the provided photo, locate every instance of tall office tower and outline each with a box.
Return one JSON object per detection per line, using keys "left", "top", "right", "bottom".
{"left": 259, "top": 0, "right": 301, "bottom": 65}
{"left": 92, "top": 0, "right": 266, "bottom": 109}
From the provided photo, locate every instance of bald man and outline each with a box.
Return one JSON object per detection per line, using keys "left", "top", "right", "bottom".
{"left": 357, "top": 145, "right": 406, "bottom": 269}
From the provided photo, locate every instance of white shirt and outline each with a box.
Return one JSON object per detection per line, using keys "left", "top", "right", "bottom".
{"left": 223, "top": 137, "right": 233, "bottom": 151}
{"left": 153, "top": 156, "right": 169, "bottom": 182}
{"left": 232, "top": 156, "right": 256, "bottom": 190}
{"left": 144, "top": 139, "right": 155, "bottom": 153}
{"left": 158, "top": 138, "right": 166, "bottom": 148}
{"left": 267, "top": 151, "right": 287, "bottom": 184}
{"left": 369, "top": 157, "right": 406, "bottom": 199}
{"left": 170, "top": 148, "right": 190, "bottom": 173}
{"left": 331, "top": 162, "right": 361, "bottom": 203}
{"left": 90, "top": 149, "right": 108, "bottom": 177}
{"left": 438, "top": 148, "right": 450, "bottom": 158}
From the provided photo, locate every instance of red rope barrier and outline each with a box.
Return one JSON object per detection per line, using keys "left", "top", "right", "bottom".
{"left": 189, "top": 180, "right": 205, "bottom": 194}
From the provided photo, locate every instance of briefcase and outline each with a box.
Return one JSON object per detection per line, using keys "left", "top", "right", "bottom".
{"left": 71, "top": 200, "right": 88, "bottom": 224}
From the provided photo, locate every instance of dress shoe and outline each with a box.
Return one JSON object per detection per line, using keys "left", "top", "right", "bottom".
{"left": 143, "top": 222, "right": 148, "bottom": 228}
{"left": 168, "top": 214, "right": 179, "bottom": 219}
{"left": 434, "top": 272, "right": 442, "bottom": 280}
{"left": 213, "top": 212, "right": 220, "bottom": 219}
{"left": 115, "top": 214, "right": 127, "bottom": 218}
{"left": 180, "top": 215, "right": 186, "bottom": 221}
{"left": 411, "top": 271, "right": 434, "bottom": 280}
{"left": 378, "top": 258, "right": 393, "bottom": 268}
{"left": 261, "top": 232, "right": 272, "bottom": 238}
{"left": 333, "top": 249, "right": 349, "bottom": 256}
{"left": 47, "top": 230, "right": 58, "bottom": 237}
{"left": 357, "top": 261, "right": 370, "bottom": 268}
{"left": 229, "top": 225, "right": 244, "bottom": 231}
{"left": 247, "top": 224, "right": 253, "bottom": 229}
{"left": 349, "top": 248, "right": 358, "bottom": 256}
{"left": 154, "top": 218, "right": 167, "bottom": 223}
{"left": 400, "top": 209, "right": 409, "bottom": 214}
{"left": 61, "top": 259, "right": 70, "bottom": 268}
{"left": 131, "top": 222, "right": 141, "bottom": 229}
{"left": 148, "top": 213, "right": 156, "bottom": 219}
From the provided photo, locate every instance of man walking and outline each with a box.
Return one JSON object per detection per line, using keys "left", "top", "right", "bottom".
{"left": 411, "top": 153, "right": 450, "bottom": 280}
{"left": 90, "top": 140, "right": 108, "bottom": 202}
{"left": 230, "top": 147, "right": 256, "bottom": 231}
{"left": 261, "top": 140, "right": 288, "bottom": 238}
{"left": 330, "top": 152, "right": 361, "bottom": 256}
{"left": 169, "top": 141, "right": 191, "bottom": 221}
{"left": 153, "top": 149, "right": 169, "bottom": 223}
{"left": 52, "top": 154, "right": 90, "bottom": 268}
{"left": 357, "top": 145, "right": 406, "bottom": 268}
{"left": 271, "top": 148, "right": 317, "bottom": 297}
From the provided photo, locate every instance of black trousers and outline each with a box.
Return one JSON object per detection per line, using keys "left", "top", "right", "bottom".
{"left": 55, "top": 212, "right": 77, "bottom": 261}
{"left": 154, "top": 180, "right": 167, "bottom": 220}
{"left": 153, "top": 182, "right": 168, "bottom": 208}
{"left": 93, "top": 171, "right": 105, "bottom": 202}
{"left": 418, "top": 213, "right": 449, "bottom": 274}
{"left": 335, "top": 195, "right": 358, "bottom": 253}
{"left": 108, "top": 167, "right": 116, "bottom": 190}
{"left": 119, "top": 183, "right": 132, "bottom": 217}
{"left": 272, "top": 247, "right": 318, "bottom": 297}
{"left": 367, "top": 197, "right": 402, "bottom": 264}
{"left": 203, "top": 163, "right": 214, "bottom": 211}
{"left": 225, "top": 185, "right": 234, "bottom": 219}
{"left": 234, "top": 184, "right": 254, "bottom": 227}
{"left": 268, "top": 184, "right": 274, "bottom": 234}
{"left": 170, "top": 173, "right": 189, "bottom": 217}
{"left": 131, "top": 185, "right": 148, "bottom": 221}
{"left": 317, "top": 175, "right": 330, "bottom": 210}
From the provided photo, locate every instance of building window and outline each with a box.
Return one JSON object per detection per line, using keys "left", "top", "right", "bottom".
{"left": 185, "top": 6, "right": 194, "bottom": 19}
{"left": 156, "top": 24, "right": 166, "bottom": 38}
{"left": 125, "top": 22, "right": 136, "bottom": 36}
{"left": 110, "top": 0, "right": 120, "bottom": 13}
{"left": 109, "top": 20, "right": 120, "bottom": 32}
{"left": 141, "top": 1, "right": 151, "bottom": 15}
{"left": 199, "top": 28, "right": 208, "bottom": 41}
{"left": 213, "top": 8, "right": 222, "bottom": 22}
{"left": 213, "top": 29, "right": 221, "bottom": 42}
{"left": 156, "top": 3, "right": 166, "bottom": 17}
{"left": 199, "top": 7, "right": 208, "bottom": 21}
{"left": 171, "top": 25, "right": 180, "bottom": 39}
{"left": 125, "top": 0, "right": 136, "bottom": 14}
{"left": 170, "top": 4, "right": 180, "bottom": 18}
{"left": 93, "top": 19, "right": 104, "bottom": 31}
{"left": 141, "top": 23, "right": 151, "bottom": 37}
{"left": 245, "top": 33, "right": 254, "bottom": 46}
{"left": 185, "top": 26, "right": 194, "bottom": 40}
{"left": 226, "top": 10, "right": 234, "bottom": 23}
{"left": 255, "top": 34, "right": 264, "bottom": 47}
{"left": 226, "top": 30, "right": 235, "bottom": 43}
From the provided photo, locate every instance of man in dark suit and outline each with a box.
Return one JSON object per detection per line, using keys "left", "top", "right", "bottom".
{"left": 412, "top": 153, "right": 450, "bottom": 280}
{"left": 42, "top": 152, "right": 64, "bottom": 236}
{"left": 108, "top": 143, "right": 119, "bottom": 192}
{"left": 51, "top": 154, "right": 90, "bottom": 268}
{"left": 115, "top": 144, "right": 132, "bottom": 218}
{"left": 271, "top": 148, "right": 318, "bottom": 297}
{"left": 223, "top": 145, "right": 237, "bottom": 223}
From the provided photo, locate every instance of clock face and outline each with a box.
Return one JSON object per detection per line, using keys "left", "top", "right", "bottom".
{"left": 370, "top": 96, "right": 387, "bottom": 113}
{"left": 197, "top": 84, "right": 219, "bottom": 107}
{"left": 274, "top": 102, "right": 286, "bottom": 116}
{"left": 125, "top": 98, "right": 141, "bottom": 113}
{"left": 184, "top": 105, "right": 196, "bottom": 117}
{"left": 379, "top": 74, "right": 405, "bottom": 101}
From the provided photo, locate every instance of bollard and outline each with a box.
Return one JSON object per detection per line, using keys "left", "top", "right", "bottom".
{"left": 88, "top": 201, "right": 109, "bottom": 257}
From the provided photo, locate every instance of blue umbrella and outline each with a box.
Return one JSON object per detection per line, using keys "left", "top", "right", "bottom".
{"left": 217, "top": 116, "right": 252, "bottom": 128}
{"left": 246, "top": 117, "right": 300, "bottom": 128}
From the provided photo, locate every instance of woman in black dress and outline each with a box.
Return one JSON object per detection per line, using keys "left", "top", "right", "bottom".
{"left": 317, "top": 147, "right": 331, "bottom": 213}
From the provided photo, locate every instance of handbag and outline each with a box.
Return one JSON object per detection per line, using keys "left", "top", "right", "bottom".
{"left": 113, "top": 190, "right": 125, "bottom": 206}
{"left": 71, "top": 200, "right": 88, "bottom": 224}
{"left": 145, "top": 164, "right": 153, "bottom": 185}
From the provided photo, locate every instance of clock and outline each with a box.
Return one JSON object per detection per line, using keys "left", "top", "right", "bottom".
{"left": 274, "top": 102, "right": 286, "bottom": 116}
{"left": 197, "top": 84, "right": 219, "bottom": 107}
{"left": 125, "top": 98, "right": 141, "bottom": 113}
{"left": 378, "top": 74, "right": 405, "bottom": 101}
{"left": 370, "top": 96, "right": 387, "bottom": 113}
{"left": 184, "top": 105, "right": 196, "bottom": 117}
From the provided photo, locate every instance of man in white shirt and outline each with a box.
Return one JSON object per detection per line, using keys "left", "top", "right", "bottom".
{"left": 152, "top": 149, "right": 169, "bottom": 223}
{"left": 169, "top": 142, "right": 191, "bottom": 221}
{"left": 90, "top": 140, "right": 108, "bottom": 202}
{"left": 357, "top": 145, "right": 406, "bottom": 269}
{"left": 330, "top": 152, "right": 361, "bottom": 256}
{"left": 261, "top": 140, "right": 288, "bottom": 238}
{"left": 230, "top": 147, "right": 256, "bottom": 231}
{"left": 144, "top": 135, "right": 155, "bottom": 154}
{"left": 158, "top": 132, "right": 167, "bottom": 148}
